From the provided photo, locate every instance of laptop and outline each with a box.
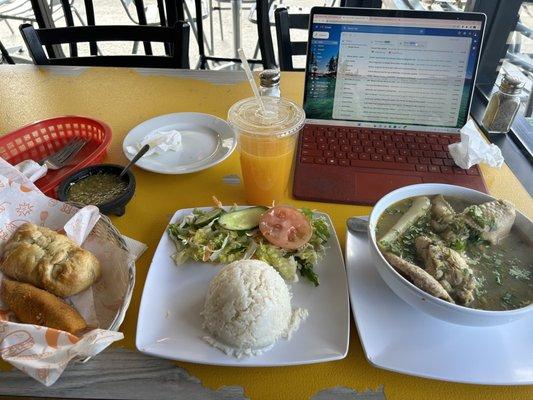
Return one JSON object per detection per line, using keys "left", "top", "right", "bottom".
{"left": 293, "top": 7, "right": 488, "bottom": 205}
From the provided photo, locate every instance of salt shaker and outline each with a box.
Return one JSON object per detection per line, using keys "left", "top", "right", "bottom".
{"left": 482, "top": 74, "right": 524, "bottom": 134}
{"left": 259, "top": 69, "right": 281, "bottom": 98}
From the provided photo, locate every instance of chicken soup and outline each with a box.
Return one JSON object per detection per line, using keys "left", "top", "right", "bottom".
{"left": 376, "top": 195, "right": 532, "bottom": 311}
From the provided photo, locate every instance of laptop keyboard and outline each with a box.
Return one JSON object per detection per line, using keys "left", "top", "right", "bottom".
{"left": 299, "top": 126, "right": 480, "bottom": 176}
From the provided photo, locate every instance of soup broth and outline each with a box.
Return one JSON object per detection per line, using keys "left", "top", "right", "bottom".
{"left": 376, "top": 196, "right": 533, "bottom": 311}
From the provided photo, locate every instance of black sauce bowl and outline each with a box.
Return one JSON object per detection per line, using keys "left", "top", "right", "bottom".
{"left": 57, "top": 164, "right": 136, "bottom": 216}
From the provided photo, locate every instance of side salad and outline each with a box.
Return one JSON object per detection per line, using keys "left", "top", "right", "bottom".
{"left": 167, "top": 204, "right": 330, "bottom": 286}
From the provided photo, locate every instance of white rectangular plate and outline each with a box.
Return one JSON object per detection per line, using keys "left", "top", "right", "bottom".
{"left": 346, "top": 226, "right": 533, "bottom": 385}
{"left": 136, "top": 207, "right": 349, "bottom": 366}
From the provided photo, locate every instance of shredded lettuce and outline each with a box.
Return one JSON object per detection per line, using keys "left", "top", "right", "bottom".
{"left": 254, "top": 242, "right": 298, "bottom": 281}
{"left": 167, "top": 207, "right": 330, "bottom": 285}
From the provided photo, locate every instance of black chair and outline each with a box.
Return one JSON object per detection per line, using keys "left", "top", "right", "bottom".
{"left": 255, "top": 0, "right": 277, "bottom": 69}
{"left": 188, "top": 0, "right": 263, "bottom": 69}
{"left": 273, "top": 1, "right": 383, "bottom": 71}
{"left": 340, "top": 0, "right": 382, "bottom": 7}
{"left": 29, "top": 0, "right": 159, "bottom": 58}
{"left": 20, "top": 23, "right": 190, "bottom": 68}
{"left": 274, "top": 7, "right": 308, "bottom": 71}
{"left": 0, "top": 39, "right": 15, "bottom": 64}
{"left": 163, "top": 0, "right": 268, "bottom": 69}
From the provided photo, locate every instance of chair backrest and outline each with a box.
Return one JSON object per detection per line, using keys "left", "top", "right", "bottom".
{"left": 274, "top": 1, "right": 383, "bottom": 71}
{"left": 156, "top": 0, "right": 264, "bottom": 69}
{"left": 20, "top": 23, "right": 190, "bottom": 68}
{"left": 0, "top": 40, "right": 15, "bottom": 64}
{"left": 274, "top": 7, "right": 309, "bottom": 72}
{"left": 33, "top": 0, "right": 161, "bottom": 57}
{"left": 115, "top": 0, "right": 168, "bottom": 55}
{"left": 256, "top": 0, "right": 277, "bottom": 69}
{"left": 340, "top": 0, "right": 382, "bottom": 7}
{"left": 163, "top": 0, "right": 186, "bottom": 28}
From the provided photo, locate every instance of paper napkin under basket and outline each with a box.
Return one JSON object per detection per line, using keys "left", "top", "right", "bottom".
{"left": 0, "top": 157, "right": 146, "bottom": 386}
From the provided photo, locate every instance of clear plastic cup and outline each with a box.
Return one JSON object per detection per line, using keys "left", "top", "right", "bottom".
{"left": 228, "top": 96, "right": 305, "bottom": 205}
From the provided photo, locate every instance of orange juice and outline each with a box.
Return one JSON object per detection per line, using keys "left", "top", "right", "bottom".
{"left": 228, "top": 97, "right": 305, "bottom": 206}
{"left": 239, "top": 134, "right": 297, "bottom": 205}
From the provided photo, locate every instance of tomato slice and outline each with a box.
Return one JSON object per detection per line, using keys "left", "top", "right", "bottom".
{"left": 259, "top": 206, "right": 313, "bottom": 250}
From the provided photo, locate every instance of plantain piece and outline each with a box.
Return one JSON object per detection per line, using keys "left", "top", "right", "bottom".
{"left": 1, "top": 279, "right": 87, "bottom": 335}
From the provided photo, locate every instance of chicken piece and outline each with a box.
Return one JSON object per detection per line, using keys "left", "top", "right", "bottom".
{"left": 430, "top": 195, "right": 455, "bottom": 233}
{"left": 415, "top": 236, "right": 476, "bottom": 305}
{"left": 462, "top": 200, "right": 516, "bottom": 245}
{"left": 432, "top": 214, "right": 472, "bottom": 251}
{"left": 430, "top": 196, "right": 470, "bottom": 250}
{"left": 383, "top": 252, "right": 454, "bottom": 303}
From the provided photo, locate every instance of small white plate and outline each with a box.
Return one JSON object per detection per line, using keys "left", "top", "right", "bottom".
{"left": 346, "top": 225, "right": 533, "bottom": 385}
{"left": 122, "top": 113, "right": 236, "bottom": 174}
{"left": 136, "top": 207, "right": 349, "bottom": 366}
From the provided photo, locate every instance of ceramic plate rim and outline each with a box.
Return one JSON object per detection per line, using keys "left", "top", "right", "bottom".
{"left": 345, "top": 225, "right": 533, "bottom": 385}
{"left": 122, "top": 112, "right": 236, "bottom": 174}
{"left": 135, "top": 206, "right": 350, "bottom": 366}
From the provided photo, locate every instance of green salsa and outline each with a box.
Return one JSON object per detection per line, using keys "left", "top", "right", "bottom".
{"left": 67, "top": 172, "right": 127, "bottom": 205}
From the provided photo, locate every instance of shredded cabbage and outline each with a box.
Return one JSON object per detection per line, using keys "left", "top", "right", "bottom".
{"left": 167, "top": 207, "right": 330, "bottom": 285}
{"left": 254, "top": 242, "right": 298, "bottom": 282}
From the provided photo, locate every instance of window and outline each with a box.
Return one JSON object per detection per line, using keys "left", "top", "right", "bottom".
{"left": 380, "top": 0, "right": 532, "bottom": 158}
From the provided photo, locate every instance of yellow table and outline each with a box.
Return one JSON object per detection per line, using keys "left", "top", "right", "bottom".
{"left": 0, "top": 65, "right": 532, "bottom": 400}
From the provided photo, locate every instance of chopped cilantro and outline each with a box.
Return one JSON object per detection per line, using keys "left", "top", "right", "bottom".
{"left": 385, "top": 207, "right": 403, "bottom": 215}
{"left": 501, "top": 292, "right": 513, "bottom": 305}
{"left": 509, "top": 265, "right": 530, "bottom": 281}
{"left": 466, "top": 205, "right": 487, "bottom": 228}
{"left": 451, "top": 238, "right": 466, "bottom": 252}
{"left": 493, "top": 270, "right": 502, "bottom": 285}
{"left": 500, "top": 292, "right": 522, "bottom": 309}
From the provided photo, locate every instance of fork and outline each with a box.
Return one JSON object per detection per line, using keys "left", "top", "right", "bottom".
{"left": 39, "top": 139, "right": 87, "bottom": 170}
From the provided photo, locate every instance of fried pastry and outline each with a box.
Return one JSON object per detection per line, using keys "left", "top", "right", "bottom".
{"left": 0, "top": 222, "right": 101, "bottom": 297}
{"left": 1, "top": 279, "right": 87, "bottom": 335}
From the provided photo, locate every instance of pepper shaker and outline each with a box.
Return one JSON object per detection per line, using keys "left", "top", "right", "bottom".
{"left": 482, "top": 74, "right": 524, "bottom": 134}
{"left": 259, "top": 69, "right": 281, "bottom": 98}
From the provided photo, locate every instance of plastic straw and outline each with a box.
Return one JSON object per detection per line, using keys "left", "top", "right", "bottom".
{"left": 238, "top": 48, "right": 266, "bottom": 113}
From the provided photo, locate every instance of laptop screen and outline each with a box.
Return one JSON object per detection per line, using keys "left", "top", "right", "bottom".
{"left": 303, "top": 11, "right": 484, "bottom": 133}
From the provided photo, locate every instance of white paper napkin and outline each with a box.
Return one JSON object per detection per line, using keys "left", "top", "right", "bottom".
{"left": 126, "top": 129, "right": 182, "bottom": 157}
{"left": 448, "top": 119, "right": 504, "bottom": 169}
{"left": 15, "top": 160, "right": 48, "bottom": 183}
{"left": 0, "top": 157, "right": 147, "bottom": 386}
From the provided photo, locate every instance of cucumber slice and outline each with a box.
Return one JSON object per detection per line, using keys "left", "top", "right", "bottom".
{"left": 194, "top": 208, "right": 224, "bottom": 227}
{"left": 218, "top": 207, "right": 268, "bottom": 231}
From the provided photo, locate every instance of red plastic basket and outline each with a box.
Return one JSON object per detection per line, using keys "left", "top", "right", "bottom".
{"left": 0, "top": 116, "right": 112, "bottom": 198}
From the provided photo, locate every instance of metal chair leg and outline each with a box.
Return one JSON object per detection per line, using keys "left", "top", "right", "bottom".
{"left": 132, "top": 41, "right": 139, "bottom": 54}
{"left": 183, "top": 2, "right": 212, "bottom": 55}
{"left": 70, "top": 6, "right": 104, "bottom": 55}
{"left": 217, "top": 0, "right": 223, "bottom": 41}
{"left": 209, "top": 0, "right": 214, "bottom": 52}
{"left": 3, "top": 20, "right": 14, "bottom": 34}
{"left": 253, "top": 39, "right": 259, "bottom": 58}
{"left": 72, "top": 6, "right": 86, "bottom": 25}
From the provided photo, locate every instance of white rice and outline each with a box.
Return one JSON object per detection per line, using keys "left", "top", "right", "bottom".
{"left": 202, "top": 259, "right": 307, "bottom": 358}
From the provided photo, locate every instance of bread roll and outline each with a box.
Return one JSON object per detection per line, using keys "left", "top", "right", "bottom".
{"left": 0, "top": 222, "right": 101, "bottom": 297}
{"left": 1, "top": 279, "right": 87, "bottom": 335}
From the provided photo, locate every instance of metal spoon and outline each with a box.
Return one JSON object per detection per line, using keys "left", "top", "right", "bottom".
{"left": 119, "top": 144, "right": 150, "bottom": 178}
{"left": 346, "top": 216, "right": 369, "bottom": 234}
